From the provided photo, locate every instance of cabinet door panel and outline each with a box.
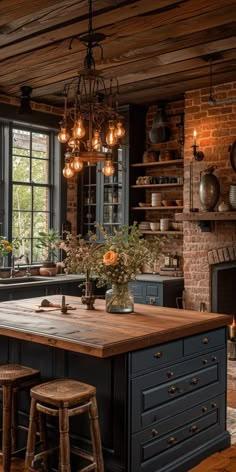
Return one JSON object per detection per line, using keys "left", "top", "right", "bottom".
{"left": 184, "top": 327, "right": 226, "bottom": 356}
{"left": 131, "top": 348, "right": 225, "bottom": 432}
{"left": 130, "top": 339, "right": 183, "bottom": 375}
{"left": 131, "top": 394, "right": 226, "bottom": 472}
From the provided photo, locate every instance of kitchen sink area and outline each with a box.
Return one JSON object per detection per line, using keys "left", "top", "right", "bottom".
{"left": 0, "top": 276, "right": 50, "bottom": 284}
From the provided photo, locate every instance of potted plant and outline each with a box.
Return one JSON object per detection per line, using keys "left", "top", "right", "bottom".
{"left": 36, "top": 228, "right": 60, "bottom": 276}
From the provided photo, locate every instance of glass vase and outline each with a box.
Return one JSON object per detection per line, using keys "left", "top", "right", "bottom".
{"left": 105, "top": 283, "right": 134, "bottom": 314}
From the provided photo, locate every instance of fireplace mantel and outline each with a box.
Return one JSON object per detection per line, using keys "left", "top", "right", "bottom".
{"left": 175, "top": 211, "right": 236, "bottom": 231}
{"left": 175, "top": 211, "right": 236, "bottom": 221}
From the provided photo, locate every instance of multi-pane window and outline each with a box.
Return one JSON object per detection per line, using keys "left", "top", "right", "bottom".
{"left": 11, "top": 128, "right": 52, "bottom": 263}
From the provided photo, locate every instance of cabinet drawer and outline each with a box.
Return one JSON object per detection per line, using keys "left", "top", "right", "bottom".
{"left": 131, "top": 394, "right": 225, "bottom": 472}
{"left": 131, "top": 348, "right": 226, "bottom": 432}
{"left": 130, "top": 340, "right": 183, "bottom": 375}
{"left": 184, "top": 328, "right": 226, "bottom": 356}
{"left": 146, "top": 284, "right": 160, "bottom": 297}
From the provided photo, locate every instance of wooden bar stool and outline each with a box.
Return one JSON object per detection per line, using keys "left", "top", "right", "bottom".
{"left": 0, "top": 363, "right": 40, "bottom": 472}
{"left": 25, "top": 378, "right": 104, "bottom": 472}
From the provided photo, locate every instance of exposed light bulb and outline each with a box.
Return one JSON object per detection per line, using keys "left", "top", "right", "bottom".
{"left": 63, "top": 162, "right": 75, "bottom": 179}
{"left": 102, "top": 159, "right": 115, "bottom": 176}
{"left": 73, "top": 118, "right": 86, "bottom": 139}
{"left": 116, "top": 121, "right": 125, "bottom": 138}
{"left": 72, "top": 156, "right": 84, "bottom": 172}
{"left": 68, "top": 137, "right": 78, "bottom": 148}
{"left": 106, "top": 121, "right": 118, "bottom": 147}
{"left": 58, "top": 127, "right": 70, "bottom": 144}
{"left": 92, "top": 129, "right": 102, "bottom": 151}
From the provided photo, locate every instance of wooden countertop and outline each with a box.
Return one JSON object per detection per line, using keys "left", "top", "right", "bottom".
{"left": 0, "top": 295, "right": 232, "bottom": 358}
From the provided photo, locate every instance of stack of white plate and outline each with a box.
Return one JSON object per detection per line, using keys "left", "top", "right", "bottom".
{"left": 138, "top": 221, "right": 150, "bottom": 231}
{"left": 151, "top": 192, "right": 162, "bottom": 206}
{"left": 229, "top": 184, "right": 236, "bottom": 210}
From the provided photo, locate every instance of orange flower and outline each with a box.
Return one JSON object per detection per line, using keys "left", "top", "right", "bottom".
{"left": 6, "top": 246, "right": 12, "bottom": 252}
{"left": 103, "top": 250, "right": 118, "bottom": 266}
{"left": 3, "top": 240, "right": 10, "bottom": 245}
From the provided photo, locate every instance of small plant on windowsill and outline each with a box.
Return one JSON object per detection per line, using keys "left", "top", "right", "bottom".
{"left": 36, "top": 228, "right": 60, "bottom": 276}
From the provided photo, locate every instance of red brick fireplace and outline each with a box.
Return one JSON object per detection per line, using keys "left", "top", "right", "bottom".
{"left": 183, "top": 81, "right": 236, "bottom": 311}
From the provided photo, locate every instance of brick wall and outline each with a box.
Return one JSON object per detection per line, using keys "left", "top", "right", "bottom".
{"left": 183, "top": 81, "right": 236, "bottom": 311}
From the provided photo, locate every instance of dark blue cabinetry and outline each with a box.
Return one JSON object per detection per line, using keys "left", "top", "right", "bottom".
{"left": 128, "top": 327, "right": 229, "bottom": 472}
{"left": 0, "top": 325, "right": 229, "bottom": 472}
{"left": 129, "top": 278, "right": 184, "bottom": 307}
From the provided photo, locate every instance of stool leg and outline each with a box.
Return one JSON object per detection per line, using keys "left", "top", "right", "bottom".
{"left": 59, "top": 407, "right": 70, "bottom": 472}
{"left": 2, "top": 385, "right": 13, "bottom": 472}
{"left": 25, "top": 398, "right": 37, "bottom": 470}
{"left": 11, "top": 389, "right": 17, "bottom": 453}
{"left": 38, "top": 412, "right": 48, "bottom": 472}
{"left": 89, "top": 396, "right": 104, "bottom": 472}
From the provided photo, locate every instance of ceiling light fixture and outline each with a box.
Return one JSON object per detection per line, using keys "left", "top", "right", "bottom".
{"left": 58, "top": 0, "right": 125, "bottom": 179}
{"left": 19, "top": 86, "right": 32, "bottom": 115}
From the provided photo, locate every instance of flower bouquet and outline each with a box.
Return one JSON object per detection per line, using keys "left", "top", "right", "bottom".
{"left": 0, "top": 237, "right": 13, "bottom": 267}
{"left": 90, "top": 224, "right": 168, "bottom": 313}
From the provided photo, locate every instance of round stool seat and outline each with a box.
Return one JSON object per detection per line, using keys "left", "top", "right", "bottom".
{"left": 0, "top": 363, "right": 40, "bottom": 384}
{"left": 30, "top": 378, "right": 96, "bottom": 407}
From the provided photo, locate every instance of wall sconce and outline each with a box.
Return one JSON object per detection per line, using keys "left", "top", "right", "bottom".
{"left": 192, "top": 130, "right": 204, "bottom": 161}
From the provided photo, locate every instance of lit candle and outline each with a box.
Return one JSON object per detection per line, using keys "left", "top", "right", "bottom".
{"left": 193, "top": 129, "right": 197, "bottom": 145}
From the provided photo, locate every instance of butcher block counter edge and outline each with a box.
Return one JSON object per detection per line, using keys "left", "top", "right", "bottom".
{"left": 0, "top": 296, "right": 232, "bottom": 358}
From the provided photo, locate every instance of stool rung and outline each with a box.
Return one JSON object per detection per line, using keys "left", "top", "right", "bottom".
{"left": 71, "top": 446, "right": 94, "bottom": 462}
{"left": 78, "top": 464, "right": 96, "bottom": 472}
{"left": 37, "top": 403, "right": 59, "bottom": 416}
{"left": 33, "top": 445, "right": 58, "bottom": 462}
{"left": 68, "top": 401, "right": 91, "bottom": 416}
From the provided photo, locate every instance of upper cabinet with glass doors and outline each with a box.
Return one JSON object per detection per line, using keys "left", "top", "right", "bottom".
{"left": 77, "top": 105, "right": 146, "bottom": 241}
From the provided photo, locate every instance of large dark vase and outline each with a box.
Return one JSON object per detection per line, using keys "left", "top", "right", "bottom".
{"left": 149, "top": 105, "right": 170, "bottom": 144}
{"left": 199, "top": 165, "right": 220, "bottom": 211}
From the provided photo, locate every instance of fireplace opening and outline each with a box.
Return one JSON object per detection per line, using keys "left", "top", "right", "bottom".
{"left": 211, "top": 262, "right": 236, "bottom": 315}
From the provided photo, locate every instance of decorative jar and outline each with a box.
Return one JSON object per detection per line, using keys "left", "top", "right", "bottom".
{"left": 105, "top": 283, "right": 134, "bottom": 314}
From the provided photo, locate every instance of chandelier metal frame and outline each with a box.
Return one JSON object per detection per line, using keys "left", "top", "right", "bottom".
{"left": 58, "top": 0, "right": 125, "bottom": 178}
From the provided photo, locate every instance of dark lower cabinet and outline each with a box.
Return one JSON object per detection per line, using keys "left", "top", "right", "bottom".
{"left": 129, "top": 279, "right": 184, "bottom": 307}
{"left": 0, "top": 279, "right": 105, "bottom": 301}
{"left": 0, "top": 326, "right": 230, "bottom": 472}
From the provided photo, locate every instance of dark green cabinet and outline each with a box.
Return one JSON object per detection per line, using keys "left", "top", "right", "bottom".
{"left": 129, "top": 278, "right": 184, "bottom": 308}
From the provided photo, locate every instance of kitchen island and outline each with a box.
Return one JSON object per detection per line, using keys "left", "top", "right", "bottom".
{"left": 0, "top": 296, "right": 232, "bottom": 472}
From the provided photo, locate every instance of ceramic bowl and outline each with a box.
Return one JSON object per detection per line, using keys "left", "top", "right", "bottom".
{"left": 162, "top": 200, "right": 175, "bottom": 207}
{"left": 150, "top": 222, "right": 160, "bottom": 231}
{"left": 175, "top": 199, "right": 183, "bottom": 206}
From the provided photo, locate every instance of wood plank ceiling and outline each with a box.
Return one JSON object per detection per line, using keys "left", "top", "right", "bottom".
{"left": 0, "top": 0, "right": 235, "bottom": 108}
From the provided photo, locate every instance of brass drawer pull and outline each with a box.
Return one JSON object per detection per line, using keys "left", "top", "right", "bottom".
{"left": 167, "top": 436, "right": 177, "bottom": 445}
{"left": 190, "top": 425, "right": 199, "bottom": 433}
{"left": 202, "top": 406, "right": 207, "bottom": 413}
{"left": 168, "top": 385, "right": 177, "bottom": 395}
{"left": 202, "top": 337, "right": 209, "bottom": 344}
{"left": 152, "top": 428, "right": 159, "bottom": 437}
{"left": 190, "top": 377, "right": 199, "bottom": 385}
{"left": 153, "top": 351, "right": 162, "bottom": 359}
{"left": 211, "top": 402, "right": 217, "bottom": 408}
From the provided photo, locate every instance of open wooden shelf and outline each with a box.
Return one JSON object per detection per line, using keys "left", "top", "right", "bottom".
{"left": 131, "top": 159, "right": 183, "bottom": 168}
{"left": 132, "top": 206, "right": 183, "bottom": 210}
{"left": 175, "top": 211, "right": 236, "bottom": 221}
{"left": 141, "top": 230, "right": 183, "bottom": 235}
{"left": 131, "top": 183, "right": 183, "bottom": 189}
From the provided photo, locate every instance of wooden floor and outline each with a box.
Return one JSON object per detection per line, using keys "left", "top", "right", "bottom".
{"left": 0, "top": 365, "right": 235, "bottom": 472}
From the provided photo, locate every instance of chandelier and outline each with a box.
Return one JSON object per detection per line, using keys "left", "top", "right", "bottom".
{"left": 58, "top": 0, "right": 125, "bottom": 179}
